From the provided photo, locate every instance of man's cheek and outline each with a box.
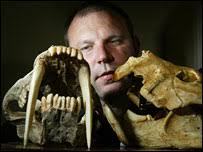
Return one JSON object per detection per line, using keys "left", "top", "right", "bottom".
{"left": 115, "top": 53, "right": 130, "bottom": 63}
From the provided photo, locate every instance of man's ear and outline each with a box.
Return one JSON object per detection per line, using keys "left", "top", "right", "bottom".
{"left": 132, "top": 34, "right": 140, "bottom": 57}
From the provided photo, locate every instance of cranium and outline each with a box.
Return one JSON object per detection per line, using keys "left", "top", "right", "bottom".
{"left": 2, "top": 45, "right": 93, "bottom": 148}
{"left": 102, "top": 50, "right": 202, "bottom": 149}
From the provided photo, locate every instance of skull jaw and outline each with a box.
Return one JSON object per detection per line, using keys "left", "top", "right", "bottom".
{"left": 102, "top": 102, "right": 202, "bottom": 149}
{"left": 123, "top": 107, "right": 202, "bottom": 149}
{"left": 16, "top": 108, "right": 86, "bottom": 147}
{"left": 23, "top": 46, "right": 93, "bottom": 148}
{"left": 16, "top": 122, "right": 44, "bottom": 145}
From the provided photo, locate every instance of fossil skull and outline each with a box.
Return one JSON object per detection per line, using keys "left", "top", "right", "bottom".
{"left": 114, "top": 50, "right": 202, "bottom": 110}
{"left": 2, "top": 45, "right": 93, "bottom": 148}
{"left": 102, "top": 50, "right": 202, "bottom": 149}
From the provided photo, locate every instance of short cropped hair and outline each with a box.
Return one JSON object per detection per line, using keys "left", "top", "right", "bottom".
{"left": 64, "top": 1, "right": 140, "bottom": 51}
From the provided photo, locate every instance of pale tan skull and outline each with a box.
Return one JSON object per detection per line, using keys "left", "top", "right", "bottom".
{"left": 2, "top": 46, "right": 93, "bottom": 148}
{"left": 102, "top": 50, "right": 202, "bottom": 149}
{"left": 114, "top": 50, "right": 202, "bottom": 110}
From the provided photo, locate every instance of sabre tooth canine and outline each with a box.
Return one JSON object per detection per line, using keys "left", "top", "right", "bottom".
{"left": 78, "top": 65, "right": 93, "bottom": 149}
{"left": 24, "top": 61, "right": 45, "bottom": 147}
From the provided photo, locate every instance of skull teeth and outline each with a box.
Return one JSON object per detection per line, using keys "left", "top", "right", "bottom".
{"left": 77, "top": 51, "right": 83, "bottom": 60}
{"left": 48, "top": 45, "right": 83, "bottom": 60}
{"left": 47, "top": 93, "right": 53, "bottom": 109}
{"left": 70, "top": 48, "right": 77, "bottom": 57}
{"left": 24, "top": 59, "right": 45, "bottom": 147}
{"left": 76, "top": 97, "right": 82, "bottom": 114}
{"left": 70, "top": 97, "right": 76, "bottom": 112}
{"left": 41, "top": 93, "right": 82, "bottom": 114}
{"left": 78, "top": 65, "right": 93, "bottom": 149}
{"left": 66, "top": 96, "right": 70, "bottom": 109}
{"left": 66, "top": 47, "right": 71, "bottom": 55}
{"left": 56, "top": 96, "right": 61, "bottom": 108}
{"left": 61, "top": 96, "right": 66, "bottom": 110}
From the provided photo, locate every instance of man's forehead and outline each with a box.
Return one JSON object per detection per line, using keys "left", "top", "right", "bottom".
{"left": 72, "top": 11, "right": 126, "bottom": 27}
{"left": 67, "top": 11, "right": 129, "bottom": 45}
{"left": 75, "top": 10, "right": 120, "bottom": 20}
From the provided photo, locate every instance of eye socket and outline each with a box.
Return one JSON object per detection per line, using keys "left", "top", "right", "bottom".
{"left": 176, "top": 70, "right": 200, "bottom": 82}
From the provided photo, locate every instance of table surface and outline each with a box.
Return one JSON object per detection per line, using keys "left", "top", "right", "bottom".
{"left": 1, "top": 142, "right": 201, "bottom": 151}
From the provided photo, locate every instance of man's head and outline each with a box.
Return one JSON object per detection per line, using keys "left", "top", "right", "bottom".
{"left": 65, "top": 1, "right": 140, "bottom": 101}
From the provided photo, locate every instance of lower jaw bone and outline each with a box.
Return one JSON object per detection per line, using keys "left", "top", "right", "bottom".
{"left": 41, "top": 108, "right": 86, "bottom": 146}
{"left": 18, "top": 107, "right": 86, "bottom": 146}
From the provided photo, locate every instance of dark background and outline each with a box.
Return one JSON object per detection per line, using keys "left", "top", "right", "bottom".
{"left": 1, "top": 0, "right": 202, "bottom": 143}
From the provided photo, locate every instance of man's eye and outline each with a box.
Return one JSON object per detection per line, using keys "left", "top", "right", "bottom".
{"left": 110, "top": 38, "right": 122, "bottom": 45}
{"left": 80, "top": 46, "right": 92, "bottom": 51}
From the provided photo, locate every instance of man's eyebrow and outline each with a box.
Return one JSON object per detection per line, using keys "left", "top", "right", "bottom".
{"left": 106, "top": 35, "right": 124, "bottom": 40}
{"left": 78, "top": 40, "right": 94, "bottom": 46}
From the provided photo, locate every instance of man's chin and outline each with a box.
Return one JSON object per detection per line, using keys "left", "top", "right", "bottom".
{"left": 95, "top": 81, "right": 125, "bottom": 100}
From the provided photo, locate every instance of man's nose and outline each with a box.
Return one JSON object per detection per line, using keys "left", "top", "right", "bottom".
{"left": 96, "top": 44, "right": 114, "bottom": 64}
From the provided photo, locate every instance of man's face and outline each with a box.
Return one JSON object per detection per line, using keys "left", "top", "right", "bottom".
{"left": 68, "top": 11, "right": 136, "bottom": 100}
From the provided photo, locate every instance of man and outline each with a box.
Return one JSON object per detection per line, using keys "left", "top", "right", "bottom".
{"left": 66, "top": 1, "right": 139, "bottom": 115}
{"left": 65, "top": 1, "right": 141, "bottom": 146}
{"left": 64, "top": 1, "right": 202, "bottom": 148}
